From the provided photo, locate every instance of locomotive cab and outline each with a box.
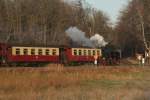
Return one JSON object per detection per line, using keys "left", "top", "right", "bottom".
{"left": 102, "top": 44, "right": 121, "bottom": 65}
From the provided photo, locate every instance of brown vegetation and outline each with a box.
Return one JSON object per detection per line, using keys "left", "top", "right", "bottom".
{"left": 0, "top": 65, "right": 150, "bottom": 100}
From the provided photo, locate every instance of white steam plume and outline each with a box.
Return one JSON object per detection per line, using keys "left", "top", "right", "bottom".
{"left": 65, "top": 27, "right": 93, "bottom": 47}
{"left": 90, "top": 34, "right": 108, "bottom": 47}
{"left": 66, "top": 27, "right": 107, "bottom": 48}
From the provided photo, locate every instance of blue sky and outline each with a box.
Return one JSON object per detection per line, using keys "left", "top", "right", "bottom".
{"left": 85, "top": 0, "right": 130, "bottom": 24}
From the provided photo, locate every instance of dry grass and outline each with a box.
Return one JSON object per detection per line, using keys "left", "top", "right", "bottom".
{"left": 0, "top": 65, "right": 150, "bottom": 100}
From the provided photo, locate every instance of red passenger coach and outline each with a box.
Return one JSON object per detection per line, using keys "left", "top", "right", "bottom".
{"left": 0, "top": 43, "right": 102, "bottom": 66}
{"left": 7, "top": 46, "right": 60, "bottom": 63}
{"left": 64, "top": 48, "right": 102, "bottom": 63}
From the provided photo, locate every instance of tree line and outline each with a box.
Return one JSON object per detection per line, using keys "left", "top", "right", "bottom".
{"left": 0, "top": 0, "right": 113, "bottom": 46}
{"left": 0, "top": 0, "right": 150, "bottom": 57}
{"left": 116, "top": 0, "right": 150, "bottom": 57}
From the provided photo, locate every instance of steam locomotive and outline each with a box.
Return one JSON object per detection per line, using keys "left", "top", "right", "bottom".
{"left": 0, "top": 43, "right": 121, "bottom": 66}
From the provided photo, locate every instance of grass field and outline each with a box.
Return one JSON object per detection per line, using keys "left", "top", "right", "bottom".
{"left": 0, "top": 65, "right": 150, "bottom": 100}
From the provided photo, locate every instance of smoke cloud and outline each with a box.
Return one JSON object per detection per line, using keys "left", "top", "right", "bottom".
{"left": 66, "top": 27, "right": 108, "bottom": 48}
{"left": 66, "top": 27, "right": 93, "bottom": 47}
{"left": 90, "top": 34, "right": 108, "bottom": 47}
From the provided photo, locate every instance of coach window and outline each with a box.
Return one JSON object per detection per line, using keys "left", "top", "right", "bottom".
{"left": 0, "top": 46, "right": 2, "bottom": 51}
{"left": 38, "top": 49, "right": 43, "bottom": 55}
{"left": 16, "top": 48, "right": 20, "bottom": 55}
{"left": 79, "top": 50, "right": 82, "bottom": 56}
{"left": 45, "top": 49, "right": 50, "bottom": 55}
{"left": 88, "top": 50, "right": 91, "bottom": 56}
{"left": 52, "top": 49, "right": 56, "bottom": 55}
{"left": 93, "top": 50, "right": 96, "bottom": 56}
{"left": 23, "top": 49, "right": 28, "bottom": 55}
{"left": 84, "top": 50, "right": 87, "bottom": 55}
{"left": 74, "top": 49, "right": 77, "bottom": 55}
{"left": 31, "top": 49, "right": 35, "bottom": 55}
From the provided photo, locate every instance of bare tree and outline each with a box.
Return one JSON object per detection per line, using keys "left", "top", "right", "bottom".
{"left": 0, "top": 0, "right": 113, "bottom": 47}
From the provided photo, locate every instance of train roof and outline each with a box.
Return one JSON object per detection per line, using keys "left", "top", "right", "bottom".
{"left": 11, "top": 46, "right": 100, "bottom": 49}
{"left": 0, "top": 42, "right": 101, "bottom": 49}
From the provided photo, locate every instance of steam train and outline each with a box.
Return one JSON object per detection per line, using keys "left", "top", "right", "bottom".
{"left": 0, "top": 43, "right": 121, "bottom": 66}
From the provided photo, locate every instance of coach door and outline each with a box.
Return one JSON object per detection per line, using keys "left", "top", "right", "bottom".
{"left": 0, "top": 45, "right": 2, "bottom": 63}
{"left": 0, "top": 44, "right": 9, "bottom": 64}
{"left": 59, "top": 48, "right": 67, "bottom": 64}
